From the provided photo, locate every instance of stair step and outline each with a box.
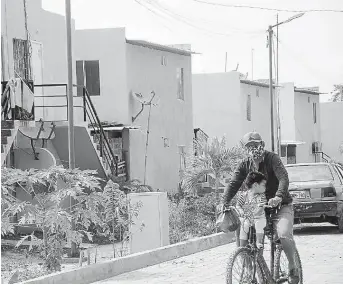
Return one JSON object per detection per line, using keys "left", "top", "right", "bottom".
{"left": 1, "top": 136, "right": 8, "bottom": 144}
{"left": 1, "top": 129, "right": 12, "bottom": 137}
{"left": 1, "top": 120, "right": 15, "bottom": 129}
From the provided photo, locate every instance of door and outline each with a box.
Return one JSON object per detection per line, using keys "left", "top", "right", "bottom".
{"left": 31, "top": 41, "right": 45, "bottom": 120}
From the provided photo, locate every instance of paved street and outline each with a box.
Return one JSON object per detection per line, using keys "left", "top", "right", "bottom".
{"left": 96, "top": 224, "right": 343, "bottom": 284}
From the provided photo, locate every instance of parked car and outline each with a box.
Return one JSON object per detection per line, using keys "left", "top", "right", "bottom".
{"left": 285, "top": 162, "right": 343, "bottom": 232}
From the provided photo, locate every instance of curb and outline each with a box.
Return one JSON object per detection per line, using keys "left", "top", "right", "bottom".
{"left": 23, "top": 232, "right": 235, "bottom": 284}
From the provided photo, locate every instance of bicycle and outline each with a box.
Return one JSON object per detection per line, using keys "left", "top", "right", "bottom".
{"left": 226, "top": 205, "right": 303, "bottom": 284}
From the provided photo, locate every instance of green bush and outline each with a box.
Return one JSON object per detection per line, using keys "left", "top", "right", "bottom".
{"left": 169, "top": 193, "right": 221, "bottom": 244}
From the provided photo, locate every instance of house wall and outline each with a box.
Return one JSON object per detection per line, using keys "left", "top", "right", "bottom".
{"left": 294, "top": 91, "right": 321, "bottom": 163}
{"left": 1, "top": 0, "right": 76, "bottom": 121}
{"left": 320, "top": 102, "right": 343, "bottom": 163}
{"left": 192, "top": 72, "right": 241, "bottom": 146}
{"left": 279, "top": 83, "right": 296, "bottom": 142}
{"left": 126, "top": 43, "right": 194, "bottom": 192}
{"left": 240, "top": 83, "right": 273, "bottom": 151}
{"left": 74, "top": 28, "right": 129, "bottom": 124}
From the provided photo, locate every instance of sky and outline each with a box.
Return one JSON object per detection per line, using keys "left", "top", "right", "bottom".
{"left": 42, "top": 0, "right": 343, "bottom": 102}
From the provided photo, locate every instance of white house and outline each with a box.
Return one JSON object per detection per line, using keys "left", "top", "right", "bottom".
{"left": 279, "top": 83, "right": 321, "bottom": 164}
{"left": 192, "top": 71, "right": 274, "bottom": 150}
{"left": 75, "top": 28, "right": 194, "bottom": 192}
{"left": 320, "top": 101, "right": 343, "bottom": 163}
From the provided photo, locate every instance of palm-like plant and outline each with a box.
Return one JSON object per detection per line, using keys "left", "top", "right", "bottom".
{"left": 182, "top": 136, "right": 246, "bottom": 209}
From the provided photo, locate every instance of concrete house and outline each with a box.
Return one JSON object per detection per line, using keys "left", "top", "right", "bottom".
{"left": 192, "top": 71, "right": 274, "bottom": 150}
{"left": 74, "top": 28, "right": 194, "bottom": 192}
{"left": 279, "top": 83, "right": 322, "bottom": 164}
{"left": 320, "top": 101, "right": 343, "bottom": 163}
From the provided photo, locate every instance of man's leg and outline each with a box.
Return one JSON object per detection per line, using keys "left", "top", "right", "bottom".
{"left": 275, "top": 204, "right": 299, "bottom": 283}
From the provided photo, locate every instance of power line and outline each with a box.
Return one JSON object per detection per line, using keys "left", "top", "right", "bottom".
{"left": 133, "top": 0, "right": 174, "bottom": 33}
{"left": 190, "top": 0, "right": 343, "bottom": 13}
{"left": 134, "top": 0, "right": 265, "bottom": 38}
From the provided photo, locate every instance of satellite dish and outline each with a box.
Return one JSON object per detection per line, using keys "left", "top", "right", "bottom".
{"left": 132, "top": 91, "right": 149, "bottom": 105}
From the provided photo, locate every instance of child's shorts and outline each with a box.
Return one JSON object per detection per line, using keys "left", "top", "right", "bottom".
{"left": 239, "top": 215, "right": 267, "bottom": 240}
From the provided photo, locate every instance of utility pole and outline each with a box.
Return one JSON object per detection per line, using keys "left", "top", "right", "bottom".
{"left": 276, "top": 14, "right": 281, "bottom": 156}
{"left": 65, "top": 0, "right": 76, "bottom": 257}
{"left": 268, "top": 25, "right": 275, "bottom": 153}
{"left": 268, "top": 13, "right": 305, "bottom": 154}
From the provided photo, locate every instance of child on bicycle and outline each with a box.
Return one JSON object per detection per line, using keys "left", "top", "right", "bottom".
{"left": 236, "top": 171, "right": 267, "bottom": 249}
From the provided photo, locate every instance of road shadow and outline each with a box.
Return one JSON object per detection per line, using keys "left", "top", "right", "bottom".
{"left": 293, "top": 223, "right": 341, "bottom": 236}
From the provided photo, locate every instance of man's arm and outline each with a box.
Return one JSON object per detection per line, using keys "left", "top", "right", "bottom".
{"left": 223, "top": 161, "right": 247, "bottom": 207}
{"left": 271, "top": 154, "right": 289, "bottom": 199}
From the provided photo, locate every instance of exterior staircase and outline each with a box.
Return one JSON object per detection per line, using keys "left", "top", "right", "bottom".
{"left": 1, "top": 120, "right": 17, "bottom": 165}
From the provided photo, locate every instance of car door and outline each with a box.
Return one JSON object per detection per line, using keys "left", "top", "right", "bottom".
{"left": 333, "top": 164, "right": 343, "bottom": 201}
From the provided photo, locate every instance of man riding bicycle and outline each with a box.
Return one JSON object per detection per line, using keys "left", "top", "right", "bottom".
{"left": 223, "top": 131, "right": 300, "bottom": 284}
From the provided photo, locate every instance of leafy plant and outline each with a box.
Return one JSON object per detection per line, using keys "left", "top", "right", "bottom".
{"left": 168, "top": 193, "right": 220, "bottom": 244}
{"left": 1, "top": 166, "right": 104, "bottom": 271}
{"left": 182, "top": 136, "right": 246, "bottom": 218}
{"left": 331, "top": 84, "right": 343, "bottom": 102}
{"left": 101, "top": 180, "right": 144, "bottom": 258}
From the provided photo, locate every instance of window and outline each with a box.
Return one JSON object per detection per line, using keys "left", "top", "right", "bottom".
{"left": 76, "top": 60, "right": 100, "bottom": 96}
{"left": 178, "top": 146, "right": 186, "bottom": 172}
{"left": 161, "top": 56, "right": 167, "bottom": 66}
{"left": 13, "top": 38, "right": 31, "bottom": 80}
{"left": 176, "top": 68, "right": 184, "bottom": 100}
{"left": 246, "top": 94, "right": 252, "bottom": 121}
{"left": 256, "top": 89, "right": 259, "bottom": 97}
{"left": 313, "top": 102, "right": 317, "bottom": 124}
{"left": 286, "top": 164, "right": 333, "bottom": 182}
{"left": 281, "top": 145, "right": 287, "bottom": 157}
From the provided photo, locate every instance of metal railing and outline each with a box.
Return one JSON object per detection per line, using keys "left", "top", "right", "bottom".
{"left": 315, "top": 151, "right": 332, "bottom": 163}
{"left": 32, "top": 83, "right": 125, "bottom": 178}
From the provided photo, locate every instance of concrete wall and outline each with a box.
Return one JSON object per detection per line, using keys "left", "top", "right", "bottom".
{"left": 129, "top": 192, "right": 169, "bottom": 254}
{"left": 279, "top": 83, "right": 296, "bottom": 142}
{"left": 126, "top": 43, "right": 194, "bottom": 192}
{"left": 1, "top": 0, "right": 76, "bottom": 121}
{"left": 192, "top": 72, "right": 241, "bottom": 146}
{"left": 294, "top": 91, "right": 321, "bottom": 163}
{"left": 320, "top": 102, "right": 343, "bottom": 163}
{"left": 240, "top": 83, "right": 272, "bottom": 150}
{"left": 74, "top": 28, "right": 129, "bottom": 124}
{"left": 52, "top": 125, "right": 106, "bottom": 178}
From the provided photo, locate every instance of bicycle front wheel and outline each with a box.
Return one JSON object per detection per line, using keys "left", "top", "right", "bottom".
{"left": 226, "top": 247, "right": 266, "bottom": 284}
{"left": 274, "top": 245, "right": 303, "bottom": 284}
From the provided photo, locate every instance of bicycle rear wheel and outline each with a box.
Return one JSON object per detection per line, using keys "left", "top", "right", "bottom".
{"left": 274, "top": 245, "right": 303, "bottom": 284}
{"left": 226, "top": 247, "right": 266, "bottom": 284}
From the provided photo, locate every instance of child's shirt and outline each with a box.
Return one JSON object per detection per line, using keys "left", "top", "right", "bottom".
{"left": 236, "top": 191, "right": 267, "bottom": 222}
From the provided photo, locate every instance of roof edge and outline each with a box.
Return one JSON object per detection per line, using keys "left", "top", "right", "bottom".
{"left": 126, "top": 39, "right": 197, "bottom": 56}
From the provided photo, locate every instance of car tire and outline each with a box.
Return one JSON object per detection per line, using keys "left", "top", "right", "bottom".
{"left": 338, "top": 211, "right": 343, "bottom": 233}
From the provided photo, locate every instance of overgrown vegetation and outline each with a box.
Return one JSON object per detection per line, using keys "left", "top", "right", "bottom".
{"left": 1, "top": 166, "right": 146, "bottom": 275}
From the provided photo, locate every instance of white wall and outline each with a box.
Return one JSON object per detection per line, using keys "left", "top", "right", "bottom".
{"left": 279, "top": 83, "right": 296, "bottom": 141}
{"left": 192, "top": 72, "right": 241, "bottom": 146}
{"left": 75, "top": 28, "right": 130, "bottom": 124}
{"left": 294, "top": 91, "right": 321, "bottom": 163}
{"left": 1, "top": 0, "right": 76, "bottom": 121}
{"left": 320, "top": 102, "right": 343, "bottom": 163}
{"left": 126, "top": 43, "right": 194, "bottom": 192}
{"left": 240, "top": 83, "right": 272, "bottom": 151}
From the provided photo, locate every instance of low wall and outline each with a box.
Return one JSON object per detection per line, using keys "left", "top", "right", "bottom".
{"left": 23, "top": 232, "right": 235, "bottom": 284}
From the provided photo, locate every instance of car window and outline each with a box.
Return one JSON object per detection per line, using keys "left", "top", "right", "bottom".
{"left": 335, "top": 165, "right": 343, "bottom": 184}
{"left": 286, "top": 165, "right": 334, "bottom": 182}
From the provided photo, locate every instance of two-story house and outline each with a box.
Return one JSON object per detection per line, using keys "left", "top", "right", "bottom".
{"left": 279, "top": 83, "right": 321, "bottom": 164}
{"left": 192, "top": 71, "right": 274, "bottom": 150}
{"left": 74, "top": 28, "right": 194, "bottom": 192}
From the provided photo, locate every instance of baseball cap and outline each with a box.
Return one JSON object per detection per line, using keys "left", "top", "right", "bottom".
{"left": 242, "top": 132, "right": 263, "bottom": 146}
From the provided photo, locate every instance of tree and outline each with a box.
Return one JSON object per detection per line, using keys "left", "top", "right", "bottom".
{"left": 1, "top": 166, "right": 104, "bottom": 271}
{"left": 181, "top": 136, "right": 246, "bottom": 214}
{"left": 331, "top": 84, "right": 343, "bottom": 102}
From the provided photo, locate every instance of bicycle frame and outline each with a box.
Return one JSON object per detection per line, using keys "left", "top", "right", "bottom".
{"left": 245, "top": 207, "right": 285, "bottom": 284}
